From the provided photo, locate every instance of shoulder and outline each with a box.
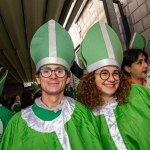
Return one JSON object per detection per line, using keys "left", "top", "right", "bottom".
{"left": 0, "top": 105, "right": 13, "bottom": 116}
{"left": 75, "top": 100, "right": 90, "bottom": 112}
{"left": 127, "top": 84, "right": 150, "bottom": 106}
{"left": 3, "top": 112, "right": 22, "bottom": 131}
{"left": 9, "top": 111, "right": 22, "bottom": 122}
{"left": 128, "top": 84, "right": 150, "bottom": 96}
{"left": 65, "top": 97, "right": 94, "bottom": 120}
{"left": 65, "top": 96, "right": 91, "bottom": 112}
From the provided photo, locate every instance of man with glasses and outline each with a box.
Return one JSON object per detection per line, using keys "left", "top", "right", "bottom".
{"left": 0, "top": 20, "right": 103, "bottom": 150}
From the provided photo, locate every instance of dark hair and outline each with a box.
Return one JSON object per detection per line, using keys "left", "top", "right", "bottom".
{"left": 121, "top": 49, "right": 148, "bottom": 76}
{"left": 78, "top": 71, "right": 131, "bottom": 109}
{"left": 70, "top": 61, "right": 84, "bottom": 79}
{"left": 33, "top": 90, "right": 42, "bottom": 100}
{"left": 21, "top": 90, "right": 34, "bottom": 109}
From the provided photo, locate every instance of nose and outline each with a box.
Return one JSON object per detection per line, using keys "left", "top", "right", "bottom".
{"left": 107, "top": 74, "right": 115, "bottom": 82}
{"left": 50, "top": 71, "right": 56, "bottom": 79}
{"left": 144, "top": 61, "right": 148, "bottom": 68}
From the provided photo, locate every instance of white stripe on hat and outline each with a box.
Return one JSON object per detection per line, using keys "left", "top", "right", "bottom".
{"left": 87, "top": 58, "right": 120, "bottom": 72}
{"left": 99, "top": 22, "right": 115, "bottom": 59}
{"left": 129, "top": 32, "right": 136, "bottom": 49}
{"left": 36, "top": 57, "right": 70, "bottom": 72}
{"left": 48, "top": 20, "right": 57, "bottom": 57}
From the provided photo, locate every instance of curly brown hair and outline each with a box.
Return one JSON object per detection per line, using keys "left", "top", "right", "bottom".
{"left": 78, "top": 71, "right": 131, "bottom": 109}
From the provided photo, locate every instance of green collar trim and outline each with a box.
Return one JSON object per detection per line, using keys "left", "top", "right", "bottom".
{"left": 32, "top": 104, "right": 61, "bottom": 121}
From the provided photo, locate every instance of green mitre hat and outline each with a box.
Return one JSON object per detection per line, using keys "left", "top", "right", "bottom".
{"left": 30, "top": 19, "right": 75, "bottom": 72}
{"left": 129, "top": 32, "right": 148, "bottom": 51}
{"left": 81, "top": 21, "right": 123, "bottom": 73}
{"left": 0, "top": 70, "right": 8, "bottom": 96}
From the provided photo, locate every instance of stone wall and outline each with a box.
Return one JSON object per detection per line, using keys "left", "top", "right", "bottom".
{"left": 121, "top": 0, "right": 150, "bottom": 57}
{"left": 69, "top": 0, "right": 150, "bottom": 52}
{"left": 69, "top": 0, "right": 106, "bottom": 50}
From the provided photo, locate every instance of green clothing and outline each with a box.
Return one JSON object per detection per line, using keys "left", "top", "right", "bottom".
{"left": 0, "top": 97, "right": 103, "bottom": 150}
{"left": 93, "top": 84, "right": 150, "bottom": 150}
{"left": 11, "top": 103, "right": 21, "bottom": 113}
{"left": 0, "top": 105, "right": 13, "bottom": 141}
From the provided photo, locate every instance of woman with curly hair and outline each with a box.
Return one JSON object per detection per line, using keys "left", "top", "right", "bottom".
{"left": 79, "top": 70, "right": 130, "bottom": 109}
{"left": 78, "top": 21, "right": 150, "bottom": 150}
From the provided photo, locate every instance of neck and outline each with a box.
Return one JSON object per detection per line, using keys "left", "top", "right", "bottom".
{"left": 130, "top": 77, "right": 144, "bottom": 86}
{"left": 41, "top": 92, "right": 64, "bottom": 109}
{"left": 102, "top": 95, "right": 115, "bottom": 104}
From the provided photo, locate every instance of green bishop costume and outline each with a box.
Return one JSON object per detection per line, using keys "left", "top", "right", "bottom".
{"left": 0, "top": 104, "right": 13, "bottom": 142}
{"left": 0, "top": 20, "right": 103, "bottom": 150}
{"left": 0, "top": 96, "right": 103, "bottom": 150}
{"left": 0, "top": 70, "right": 13, "bottom": 142}
{"left": 81, "top": 21, "right": 150, "bottom": 149}
{"left": 93, "top": 84, "right": 150, "bottom": 150}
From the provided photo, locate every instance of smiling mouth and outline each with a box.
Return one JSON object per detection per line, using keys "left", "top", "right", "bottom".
{"left": 104, "top": 84, "right": 115, "bottom": 87}
{"left": 48, "top": 83, "right": 59, "bottom": 86}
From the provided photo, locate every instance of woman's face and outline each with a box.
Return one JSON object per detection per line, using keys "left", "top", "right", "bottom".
{"left": 126, "top": 53, "right": 147, "bottom": 81}
{"left": 94, "top": 66, "right": 120, "bottom": 99}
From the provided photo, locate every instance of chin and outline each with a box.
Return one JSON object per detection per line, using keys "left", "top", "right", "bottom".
{"left": 105, "top": 87, "right": 117, "bottom": 92}
{"left": 104, "top": 91, "right": 116, "bottom": 96}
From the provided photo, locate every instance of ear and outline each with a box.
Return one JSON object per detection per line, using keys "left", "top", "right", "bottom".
{"left": 124, "top": 66, "right": 131, "bottom": 73}
{"left": 35, "top": 74, "right": 41, "bottom": 85}
{"left": 66, "top": 76, "right": 71, "bottom": 85}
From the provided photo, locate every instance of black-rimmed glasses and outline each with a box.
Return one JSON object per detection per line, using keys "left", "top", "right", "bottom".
{"left": 95, "top": 70, "right": 121, "bottom": 81}
{"left": 40, "top": 69, "right": 67, "bottom": 78}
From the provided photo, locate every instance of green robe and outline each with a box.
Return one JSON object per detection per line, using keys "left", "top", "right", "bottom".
{"left": 11, "top": 102, "right": 21, "bottom": 113}
{"left": 0, "top": 96, "right": 103, "bottom": 150}
{"left": 0, "top": 104, "right": 13, "bottom": 142}
{"left": 93, "top": 84, "right": 150, "bottom": 150}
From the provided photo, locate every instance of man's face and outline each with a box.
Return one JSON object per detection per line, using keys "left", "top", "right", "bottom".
{"left": 36, "top": 65, "right": 70, "bottom": 96}
{"left": 15, "top": 96, "right": 20, "bottom": 103}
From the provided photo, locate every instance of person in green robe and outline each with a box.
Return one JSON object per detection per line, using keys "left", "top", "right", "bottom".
{"left": 0, "top": 70, "right": 13, "bottom": 142}
{"left": 78, "top": 21, "right": 150, "bottom": 149}
{"left": 121, "top": 32, "right": 149, "bottom": 87}
{"left": 11, "top": 95, "right": 21, "bottom": 113}
{"left": 0, "top": 20, "right": 103, "bottom": 150}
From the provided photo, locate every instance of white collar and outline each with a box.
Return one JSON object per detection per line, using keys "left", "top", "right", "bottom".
{"left": 35, "top": 97, "right": 64, "bottom": 112}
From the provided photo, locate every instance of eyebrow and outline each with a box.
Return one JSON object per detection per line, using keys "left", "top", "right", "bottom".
{"left": 136, "top": 58, "right": 146, "bottom": 62}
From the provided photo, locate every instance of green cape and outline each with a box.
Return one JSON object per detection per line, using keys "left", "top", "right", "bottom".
{"left": 93, "top": 84, "right": 150, "bottom": 150}
{"left": 0, "top": 105, "right": 13, "bottom": 142}
{"left": 0, "top": 97, "right": 103, "bottom": 150}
